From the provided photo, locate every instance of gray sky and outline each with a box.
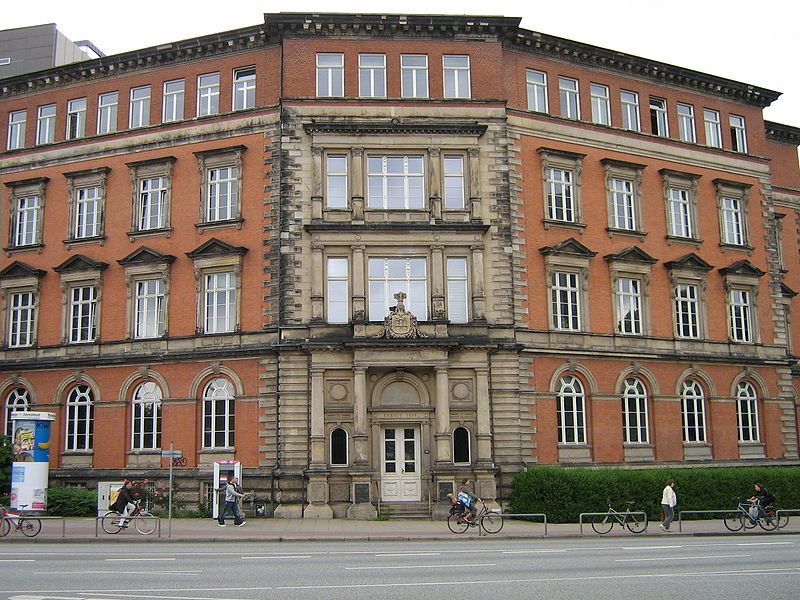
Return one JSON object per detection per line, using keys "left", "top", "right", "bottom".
{"left": 5, "top": 0, "right": 798, "bottom": 128}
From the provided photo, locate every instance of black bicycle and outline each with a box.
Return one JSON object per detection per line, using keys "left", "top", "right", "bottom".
{"left": 447, "top": 499, "right": 504, "bottom": 534}
{"left": 723, "top": 498, "right": 788, "bottom": 532}
{"left": 591, "top": 499, "right": 647, "bottom": 534}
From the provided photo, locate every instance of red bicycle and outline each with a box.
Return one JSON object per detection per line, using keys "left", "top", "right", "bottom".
{"left": 1, "top": 505, "right": 42, "bottom": 538}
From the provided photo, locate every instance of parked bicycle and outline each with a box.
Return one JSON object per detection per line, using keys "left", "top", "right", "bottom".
{"left": 447, "top": 497, "right": 504, "bottom": 534}
{"left": 723, "top": 498, "right": 788, "bottom": 532}
{"left": 101, "top": 500, "right": 157, "bottom": 535}
{"left": 1, "top": 505, "right": 42, "bottom": 538}
{"left": 591, "top": 499, "right": 647, "bottom": 534}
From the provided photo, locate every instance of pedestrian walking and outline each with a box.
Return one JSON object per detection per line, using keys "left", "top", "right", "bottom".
{"left": 217, "top": 475, "right": 246, "bottom": 527}
{"left": 660, "top": 479, "right": 676, "bottom": 532}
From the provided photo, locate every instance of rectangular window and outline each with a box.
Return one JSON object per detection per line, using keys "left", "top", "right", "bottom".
{"left": 737, "top": 386, "right": 759, "bottom": 443}
{"left": 446, "top": 257, "right": 468, "bottom": 323}
{"left": 13, "top": 195, "right": 41, "bottom": 247}
{"left": 668, "top": 187, "right": 694, "bottom": 238}
{"left": 622, "top": 380, "right": 649, "bottom": 444}
{"left": 73, "top": 186, "right": 101, "bottom": 239}
{"left": 611, "top": 178, "right": 636, "bottom": 231}
{"left": 443, "top": 155, "right": 465, "bottom": 209}
{"left": 206, "top": 166, "right": 239, "bottom": 222}
{"left": 7, "top": 110, "right": 26, "bottom": 150}
{"left": 674, "top": 283, "right": 699, "bottom": 339}
{"left": 129, "top": 86, "right": 151, "bottom": 128}
{"left": 704, "top": 109, "right": 722, "bottom": 148}
{"left": 137, "top": 177, "right": 168, "bottom": 230}
{"left": 359, "top": 54, "right": 386, "bottom": 98}
{"left": 721, "top": 196, "right": 745, "bottom": 246}
{"left": 197, "top": 73, "right": 220, "bottom": 117}
{"left": 616, "top": 277, "right": 642, "bottom": 335}
{"left": 443, "top": 55, "right": 470, "bottom": 99}
{"left": 326, "top": 155, "right": 348, "bottom": 209}
{"left": 682, "top": 391, "right": 706, "bottom": 443}
{"left": 367, "top": 155, "right": 425, "bottom": 209}
{"left": 401, "top": 54, "right": 429, "bottom": 98}
{"left": 677, "top": 103, "right": 696, "bottom": 143}
{"left": 368, "top": 257, "right": 428, "bottom": 321}
{"left": 233, "top": 67, "right": 256, "bottom": 110}
{"left": 36, "top": 104, "right": 56, "bottom": 145}
{"left": 66, "top": 98, "right": 87, "bottom": 140}
{"left": 326, "top": 257, "right": 349, "bottom": 324}
{"left": 8, "top": 291, "right": 35, "bottom": 348}
{"left": 546, "top": 168, "right": 575, "bottom": 223}
{"left": 551, "top": 271, "right": 580, "bottom": 331}
{"left": 69, "top": 285, "right": 98, "bottom": 343}
{"left": 620, "top": 91, "right": 640, "bottom": 132}
{"left": 97, "top": 92, "right": 118, "bottom": 134}
{"left": 162, "top": 79, "right": 185, "bottom": 123}
{"left": 649, "top": 97, "right": 668, "bottom": 137}
{"left": 204, "top": 272, "right": 236, "bottom": 334}
{"left": 590, "top": 83, "right": 610, "bottom": 125}
{"left": 559, "top": 77, "right": 580, "bottom": 119}
{"left": 730, "top": 115, "right": 747, "bottom": 153}
{"left": 134, "top": 279, "right": 165, "bottom": 339}
{"left": 317, "top": 53, "right": 344, "bottom": 97}
{"left": 526, "top": 69, "right": 548, "bottom": 113}
{"left": 729, "top": 289, "right": 752, "bottom": 343}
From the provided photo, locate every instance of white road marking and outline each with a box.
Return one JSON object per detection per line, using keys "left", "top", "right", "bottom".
{"left": 0, "top": 559, "right": 35, "bottom": 562}
{"left": 346, "top": 563, "right": 497, "bottom": 570}
{"left": 502, "top": 549, "right": 566, "bottom": 554}
{"left": 33, "top": 571, "right": 201, "bottom": 576}
{"left": 240, "top": 555, "right": 311, "bottom": 560}
{"left": 616, "top": 554, "right": 750, "bottom": 562}
{"left": 374, "top": 552, "right": 441, "bottom": 557}
{"left": 103, "top": 558, "right": 176, "bottom": 562}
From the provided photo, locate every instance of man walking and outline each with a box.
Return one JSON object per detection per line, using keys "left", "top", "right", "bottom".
{"left": 218, "top": 475, "right": 246, "bottom": 527}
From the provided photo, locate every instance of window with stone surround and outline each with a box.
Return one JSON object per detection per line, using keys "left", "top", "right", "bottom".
{"left": 187, "top": 239, "right": 247, "bottom": 335}
{"left": 622, "top": 378, "right": 649, "bottom": 444}
{"left": 368, "top": 257, "right": 428, "bottom": 321}
{"left": 0, "top": 262, "right": 45, "bottom": 348}
{"left": 602, "top": 159, "right": 645, "bottom": 235}
{"left": 5, "top": 177, "right": 48, "bottom": 250}
{"left": 661, "top": 169, "right": 700, "bottom": 242}
{"left": 606, "top": 247, "right": 656, "bottom": 337}
{"left": 720, "top": 259, "right": 764, "bottom": 344}
{"left": 326, "top": 257, "right": 349, "bottom": 324}
{"left": 330, "top": 427, "right": 348, "bottom": 466}
{"left": 65, "top": 167, "right": 109, "bottom": 243}
{"left": 202, "top": 377, "right": 234, "bottom": 449}
{"left": 65, "top": 384, "right": 94, "bottom": 451}
{"left": 131, "top": 381, "right": 162, "bottom": 450}
{"left": 127, "top": 157, "right": 175, "bottom": 236}
{"left": 325, "top": 154, "right": 348, "bottom": 209}
{"left": 446, "top": 257, "right": 469, "bottom": 323}
{"left": 557, "top": 375, "right": 586, "bottom": 444}
{"left": 452, "top": 426, "right": 471, "bottom": 464}
{"left": 666, "top": 254, "right": 712, "bottom": 341}
{"left": 681, "top": 379, "right": 706, "bottom": 443}
{"left": 194, "top": 146, "right": 245, "bottom": 228}
{"left": 539, "top": 148, "right": 586, "bottom": 230}
{"left": 736, "top": 381, "right": 759, "bottom": 443}
{"left": 540, "top": 238, "right": 594, "bottom": 333}
{"left": 118, "top": 246, "right": 174, "bottom": 340}
{"left": 3, "top": 387, "right": 29, "bottom": 437}
{"left": 54, "top": 254, "right": 107, "bottom": 345}
{"left": 714, "top": 179, "right": 751, "bottom": 249}
{"left": 367, "top": 155, "right": 425, "bottom": 209}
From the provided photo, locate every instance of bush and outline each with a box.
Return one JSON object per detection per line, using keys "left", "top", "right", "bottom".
{"left": 0, "top": 435, "right": 11, "bottom": 493}
{"left": 46, "top": 487, "right": 97, "bottom": 516}
{"left": 509, "top": 465, "right": 800, "bottom": 523}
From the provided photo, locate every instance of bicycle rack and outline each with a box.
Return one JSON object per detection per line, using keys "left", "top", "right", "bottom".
{"left": 579, "top": 511, "right": 648, "bottom": 536}
{"left": 478, "top": 512, "right": 547, "bottom": 537}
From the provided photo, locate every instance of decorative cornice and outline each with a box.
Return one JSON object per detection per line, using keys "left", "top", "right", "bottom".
{"left": 186, "top": 238, "right": 248, "bottom": 259}
{"left": 303, "top": 121, "right": 488, "bottom": 136}
{"left": 765, "top": 121, "right": 800, "bottom": 146}
{"left": 604, "top": 246, "right": 658, "bottom": 264}
{"left": 117, "top": 246, "right": 177, "bottom": 266}
{"left": 53, "top": 254, "right": 109, "bottom": 273}
{"left": 0, "top": 261, "right": 47, "bottom": 279}
{"left": 663, "top": 253, "right": 713, "bottom": 272}
{"left": 718, "top": 260, "right": 766, "bottom": 278}
{"left": 539, "top": 237, "right": 597, "bottom": 258}
{"left": 780, "top": 282, "right": 798, "bottom": 298}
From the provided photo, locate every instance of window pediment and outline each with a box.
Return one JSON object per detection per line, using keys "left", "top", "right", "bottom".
{"left": 780, "top": 283, "right": 797, "bottom": 298}
{"left": 718, "top": 259, "right": 765, "bottom": 278}
{"left": 0, "top": 261, "right": 46, "bottom": 279}
{"left": 604, "top": 246, "right": 657, "bottom": 265}
{"left": 117, "top": 246, "right": 177, "bottom": 266}
{"left": 53, "top": 254, "right": 109, "bottom": 274}
{"left": 186, "top": 238, "right": 248, "bottom": 259}
{"left": 664, "top": 253, "right": 713, "bottom": 272}
{"left": 539, "top": 237, "right": 597, "bottom": 258}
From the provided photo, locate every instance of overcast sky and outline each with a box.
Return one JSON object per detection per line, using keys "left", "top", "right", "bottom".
{"left": 5, "top": 0, "right": 798, "bottom": 128}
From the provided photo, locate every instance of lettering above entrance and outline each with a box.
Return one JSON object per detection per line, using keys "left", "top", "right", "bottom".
{"left": 379, "top": 292, "right": 426, "bottom": 339}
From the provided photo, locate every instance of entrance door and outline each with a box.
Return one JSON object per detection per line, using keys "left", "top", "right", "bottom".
{"left": 380, "top": 426, "right": 421, "bottom": 501}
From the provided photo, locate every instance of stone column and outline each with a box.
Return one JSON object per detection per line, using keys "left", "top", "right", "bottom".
{"left": 353, "top": 365, "right": 369, "bottom": 465}
{"left": 428, "top": 146, "right": 442, "bottom": 221}
{"left": 305, "top": 366, "right": 333, "bottom": 518}
{"left": 470, "top": 244, "right": 486, "bottom": 321}
{"left": 468, "top": 147, "right": 481, "bottom": 220}
{"left": 431, "top": 245, "right": 446, "bottom": 321}
{"left": 475, "top": 366, "right": 493, "bottom": 465}
{"left": 310, "top": 243, "right": 324, "bottom": 322}
{"left": 434, "top": 365, "right": 452, "bottom": 463}
{"left": 351, "top": 147, "right": 364, "bottom": 221}
{"left": 311, "top": 146, "right": 323, "bottom": 221}
{"left": 351, "top": 245, "right": 366, "bottom": 336}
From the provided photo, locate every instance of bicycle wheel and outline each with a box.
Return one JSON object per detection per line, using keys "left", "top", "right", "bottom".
{"left": 591, "top": 516, "right": 614, "bottom": 534}
{"left": 20, "top": 518, "right": 41, "bottom": 537}
{"left": 481, "top": 512, "right": 504, "bottom": 534}
{"left": 625, "top": 515, "right": 647, "bottom": 534}
{"left": 135, "top": 511, "right": 157, "bottom": 535}
{"left": 447, "top": 514, "right": 470, "bottom": 534}
{"left": 742, "top": 514, "right": 758, "bottom": 529}
{"left": 101, "top": 510, "right": 123, "bottom": 534}
{"left": 1, "top": 518, "right": 9, "bottom": 537}
{"left": 723, "top": 512, "right": 744, "bottom": 532}
{"left": 759, "top": 513, "right": 779, "bottom": 531}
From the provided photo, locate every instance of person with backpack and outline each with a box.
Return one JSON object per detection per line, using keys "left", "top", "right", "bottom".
{"left": 748, "top": 482, "right": 775, "bottom": 519}
{"left": 457, "top": 478, "right": 481, "bottom": 523}
{"left": 111, "top": 480, "right": 136, "bottom": 528}
{"left": 217, "top": 475, "right": 246, "bottom": 527}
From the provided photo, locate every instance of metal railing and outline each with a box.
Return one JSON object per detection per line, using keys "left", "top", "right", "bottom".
{"left": 0, "top": 515, "right": 66, "bottom": 539}
{"left": 579, "top": 511, "right": 648, "bottom": 536}
{"left": 677, "top": 508, "right": 798, "bottom": 532}
{"left": 478, "top": 512, "right": 548, "bottom": 537}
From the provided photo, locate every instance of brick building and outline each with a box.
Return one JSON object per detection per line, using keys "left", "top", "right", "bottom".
{"left": 0, "top": 13, "right": 798, "bottom": 518}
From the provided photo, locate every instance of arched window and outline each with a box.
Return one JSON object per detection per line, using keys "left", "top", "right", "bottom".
{"left": 65, "top": 384, "right": 94, "bottom": 451}
{"left": 330, "top": 427, "right": 348, "bottom": 466}
{"left": 681, "top": 380, "right": 706, "bottom": 443}
{"left": 452, "top": 426, "right": 471, "bottom": 464}
{"left": 202, "top": 378, "right": 234, "bottom": 449}
{"left": 557, "top": 375, "right": 585, "bottom": 444}
{"left": 736, "top": 382, "right": 759, "bottom": 443}
{"left": 4, "top": 388, "right": 30, "bottom": 437}
{"left": 131, "top": 381, "right": 162, "bottom": 450}
{"left": 621, "top": 378, "right": 649, "bottom": 444}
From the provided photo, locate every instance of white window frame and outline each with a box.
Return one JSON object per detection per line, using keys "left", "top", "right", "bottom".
{"left": 195, "top": 146, "right": 245, "bottom": 226}
{"left": 326, "top": 154, "right": 348, "bottom": 209}
{"left": 36, "top": 104, "right": 56, "bottom": 145}
{"left": 540, "top": 148, "right": 584, "bottom": 228}
{"left": 316, "top": 53, "right": 344, "bottom": 97}
{"left": 131, "top": 381, "right": 162, "bottom": 450}
{"left": 233, "top": 66, "right": 256, "bottom": 111}
{"left": 367, "top": 257, "right": 428, "bottom": 321}
{"left": 97, "top": 92, "right": 118, "bottom": 134}
{"left": 443, "top": 55, "right": 471, "bottom": 99}
{"left": 557, "top": 375, "right": 586, "bottom": 444}
{"left": 736, "top": 381, "right": 759, "bottom": 443}
{"left": 620, "top": 91, "right": 640, "bottom": 132}
{"left": 7, "top": 290, "right": 36, "bottom": 348}
{"left": 677, "top": 103, "right": 696, "bottom": 143}
{"left": 721, "top": 196, "right": 745, "bottom": 246}
{"left": 358, "top": 54, "right": 386, "bottom": 98}
{"left": 203, "top": 271, "right": 237, "bottom": 334}
{"left": 730, "top": 115, "right": 747, "bottom": 153}
{"left": 443, "top": 155, "right": 465, "bottom": 210}
{"left": 446, "top": 256, "right": 468, "bottom": 323}
{"left": 615, "top": 277, "right": 643, "bottom": 335}
{"left": 367, "top": 155, "right": 425, "bottom": 210}
{"left": 401, "top": 54, "right": 429, "bottom": 99}
{"left": 127, "top": 158, "right": 175, "bottom": 234}
{"left": 326, "top": 256, "right": 349, "bottom": 324}
{"left": 64, "top": 167, "right": 108, "bottom": 243}
{"left": 129, "top": 85, "right": 151, "bottom": 129}
{"left": 559, "top": 77, "right": 580, "bottom": 120}
{"left": 728, "top": 287, "right": 753, "bottom": 343}
{"left": 550, "top": 270, "right": 581, "bottom": 331}
{"left": 590, "top": 83, "right": 610, "bottom": 125}
{"left": 8, "top": 179, "right": 45, "bottom": 248}
{"left": 197, "top": 73, "right": 220, "bottom": 117}
{"left": 66, "top": 98, "right": 87, "bottom": 140}
{"left": 330, "top": 427, "right": 349, "bottom": 466}
{"left": 68, "top": 285, "right": 99, "bottom": 343}
{"left": 7, "top": 110, "right": 26, "bottom": 150}
{"left": 603, "top": 159, "right": 645, "bottom": 233}
{"left": 65, "top": 384, "right": 94, "bottom": 451}
{"left": 622, "top": 378, "right": 649, "bottom": 444}
{"left": 3, "top": 388, "right": 29, "bottom": 437}
{"left": 674, "top": 283, "right": 700, "bottom": 339}
{"left": 681, "top": 380, "right": 706, "bottom": 443}
{"left": 649, "top": 97, "right": 669, "bottom": 137}
{"left": 703, "top": 109, "right": 722, "bottom": 148}
{"left": 162, "top": 79, "right": 185, "bottom": 123}
{"left": 134, "top": 278, "right": 166, "bottom": 339}
{"left": 526, "top": 69, "right": 548, "bottom": 113}
{"left": 202, "top": 378, "right": 235, "bottom": 449}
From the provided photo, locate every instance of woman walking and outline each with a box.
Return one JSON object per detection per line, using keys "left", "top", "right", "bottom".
{"left": 660, "top": 479, "right": 676, "bottom": 532}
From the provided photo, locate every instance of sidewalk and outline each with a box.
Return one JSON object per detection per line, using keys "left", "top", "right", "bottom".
{"left": 1, "top": 515, "right": 796, "bottom": 543}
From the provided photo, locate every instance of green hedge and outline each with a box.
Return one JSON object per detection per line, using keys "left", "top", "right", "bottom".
{"left": 509, "top": 466, "right": 800, "bottom": 523}
{"left": 46, "top": 488, "right": 97, "bottom": 517}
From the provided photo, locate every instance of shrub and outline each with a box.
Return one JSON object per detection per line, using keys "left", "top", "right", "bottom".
{"left": 46, "top": 487, "right": 97, "bottom": 516}
{"left": 0, "top": 435, "right": 11, "bottom": 493}
{"left": 509, "top": 465, "right": 800, "bottom": 523}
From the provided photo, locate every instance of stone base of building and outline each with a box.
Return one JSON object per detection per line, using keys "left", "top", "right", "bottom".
{"left": 272, "top": 503, "right": 304, "bottom": 519}
{"left": 303, "top": 502, "right": 334, "bottom": 518}
{"left": 346, "top": 502, "right": 378, "bottom": 520}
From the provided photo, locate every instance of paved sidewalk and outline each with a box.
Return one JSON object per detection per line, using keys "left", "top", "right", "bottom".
{"left": 1, "top": 515, "right": 796, "bottom": 543}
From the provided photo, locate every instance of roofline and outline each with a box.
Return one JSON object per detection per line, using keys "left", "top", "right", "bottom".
{"left": 765, "top": 121, "right": 800, "bottom": 146}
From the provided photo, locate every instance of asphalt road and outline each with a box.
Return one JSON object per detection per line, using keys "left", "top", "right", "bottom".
{"left": 1, "top": 535, "right": 799, "bottom": 600}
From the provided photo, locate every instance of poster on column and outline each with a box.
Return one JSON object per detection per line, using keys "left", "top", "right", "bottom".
{"left": 10, "top": 411, "right": 55, "bottom": 511}
{"left": 11, "top": 462, "right": 49, "bottom": 510}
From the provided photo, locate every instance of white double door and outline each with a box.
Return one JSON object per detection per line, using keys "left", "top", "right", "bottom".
{"left": 380, "top": 426, "right": 421, "bottom": 501}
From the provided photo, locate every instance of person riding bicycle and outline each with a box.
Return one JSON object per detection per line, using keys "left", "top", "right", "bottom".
{"left": 457, "top": 478, "right": 482, "bottom": 522}
{"left": 110, "top": 480, "right": 136, "bottom": 528}
{"left": 748, "top": 482, "right": 775, "bottom": 519}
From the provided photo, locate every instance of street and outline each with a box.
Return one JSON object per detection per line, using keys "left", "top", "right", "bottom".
{"left": 1, "top": 535, "right": 799, "bottom": 600}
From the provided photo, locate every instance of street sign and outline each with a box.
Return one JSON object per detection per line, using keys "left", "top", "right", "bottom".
{"left": 161, "top": 450, "right": 183, "bottom": 458}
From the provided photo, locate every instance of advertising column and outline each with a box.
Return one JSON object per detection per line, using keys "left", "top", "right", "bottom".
{"left": 10, "top": 411, "right": 56, "bottom": 512}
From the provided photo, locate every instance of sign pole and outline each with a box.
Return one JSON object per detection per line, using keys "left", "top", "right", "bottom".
{"left": 168, "top": 441, "right": 174, "bottom": 539}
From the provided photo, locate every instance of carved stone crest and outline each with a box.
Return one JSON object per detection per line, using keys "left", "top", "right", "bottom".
{"left": 380, "top": 292, "right": 424, "bottom": 339}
